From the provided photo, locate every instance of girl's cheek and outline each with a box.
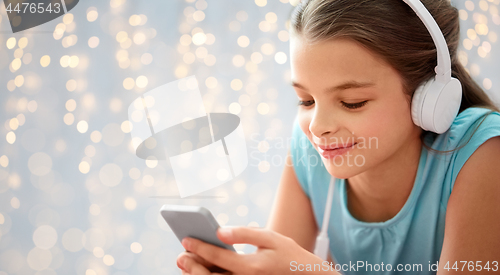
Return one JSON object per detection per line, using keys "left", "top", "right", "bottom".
{"left": 297, "top": 117, "right": 311, "bottom": 136}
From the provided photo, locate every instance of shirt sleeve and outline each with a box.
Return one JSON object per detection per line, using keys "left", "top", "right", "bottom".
{"left": 450, "top": 110, "right": 500, "bottom": 189}
{"left": 290, "top": 118, "right": 312, "bottom": 199}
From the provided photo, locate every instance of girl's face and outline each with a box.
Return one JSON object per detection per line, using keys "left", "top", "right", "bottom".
{"left": 290, "top": 37, "right": 422, "bottom": 178}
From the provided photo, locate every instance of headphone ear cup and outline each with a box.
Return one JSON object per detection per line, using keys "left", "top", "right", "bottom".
{"left": 411, "top": 79, "right": 433, "bottom": 129}
{"left": 427, "top": 77, "right": 462, "bottom": 133}
{"left": 412, "top": 77, "right": 463, "bottom": 134}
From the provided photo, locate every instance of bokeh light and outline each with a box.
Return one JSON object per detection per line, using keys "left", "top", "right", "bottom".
{"left": 0, "top": 1, "right": 498, "bottom": 274}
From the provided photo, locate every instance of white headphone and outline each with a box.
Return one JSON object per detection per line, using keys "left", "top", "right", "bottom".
{"left": 313, "top": 0, "right": 463, "bottom": 261}
{"left": 406, "top": 0, "right": 463, "bottom": 134}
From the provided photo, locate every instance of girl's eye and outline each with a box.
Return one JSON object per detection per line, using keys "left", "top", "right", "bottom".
{"left": 297, "top": 100, "right": 368, "bottom": 109}
{"left": 298, "top": 100, "right": 315, "bottom": 107}
{"left": 341, "top": 100, "right": 368, "bottom": 109}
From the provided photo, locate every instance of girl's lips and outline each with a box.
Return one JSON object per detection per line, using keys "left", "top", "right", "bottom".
{"left": 317, "top": 142, "right": 357, "bottom": 159}
{"left": 317, "top": 142, "right": 356, "bottom": 150}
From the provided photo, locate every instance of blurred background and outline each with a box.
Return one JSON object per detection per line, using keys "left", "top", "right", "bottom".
{"left": 0, "top": 0, "right": 499, "bottom": 274}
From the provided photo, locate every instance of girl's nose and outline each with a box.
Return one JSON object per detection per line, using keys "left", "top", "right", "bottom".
{"left": 309, "top": 105, "right": 338, "bottom": 144}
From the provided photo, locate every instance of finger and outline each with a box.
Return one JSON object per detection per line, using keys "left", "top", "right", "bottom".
{"left": 178, "top": 251, "right": 213, "bottom": 268}
{"left": 217, "top": 226, "right": 277, "bottom": 248}
{"left": 182, "top": 255, "right": 211, "bottom": 275}
{"left": 179, "top": 251, "right": 232, "bottom": 273}
{"left": 177, "top": 254, "right": 187, "bottom": 271}
{"left": 182, "top": 237, "right": 245, "bottom": 273}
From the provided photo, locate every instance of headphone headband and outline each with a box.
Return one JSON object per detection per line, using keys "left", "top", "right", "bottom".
{"left": 402, "top": 0, "right": 451, "bottom": 83}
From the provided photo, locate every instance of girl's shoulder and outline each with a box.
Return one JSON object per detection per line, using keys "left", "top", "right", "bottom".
{"left": 425, "top": 107, "right": 500, "bottom": 153}
{"left": 448, "top": 107, "right": 500, "bottom": 144}
{"left": 429, "top": 107, "right": 500, "bottom": 194}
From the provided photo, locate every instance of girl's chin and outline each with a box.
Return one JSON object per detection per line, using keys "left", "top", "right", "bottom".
{"left": 322, "top": 161, "right": 363, "bottom": 179}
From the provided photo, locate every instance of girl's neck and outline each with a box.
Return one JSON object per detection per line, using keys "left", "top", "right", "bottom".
{"left": 346, "top": 137, "right": 423, "bottom": 223}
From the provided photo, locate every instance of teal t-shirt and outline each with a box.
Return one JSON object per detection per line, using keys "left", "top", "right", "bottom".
{"left": 290, "top": 107, "right": 500, "bottom": 274}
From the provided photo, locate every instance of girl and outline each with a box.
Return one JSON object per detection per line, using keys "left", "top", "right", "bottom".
{"left": 176, "top": 0, "right": 500, "bottom": 274}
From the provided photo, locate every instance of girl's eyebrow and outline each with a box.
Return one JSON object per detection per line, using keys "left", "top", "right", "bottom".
{"left": 291, "top": 80, "right": 374, "bottom": 93}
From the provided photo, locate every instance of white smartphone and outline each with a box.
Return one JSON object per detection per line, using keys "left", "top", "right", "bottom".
{"left": 160, "top": 204, "right": 236, "bottom": 252}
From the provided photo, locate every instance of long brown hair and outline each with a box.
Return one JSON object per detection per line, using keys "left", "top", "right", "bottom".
{"left": 290, "top": 0, "right": 499, "bottom": 154}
